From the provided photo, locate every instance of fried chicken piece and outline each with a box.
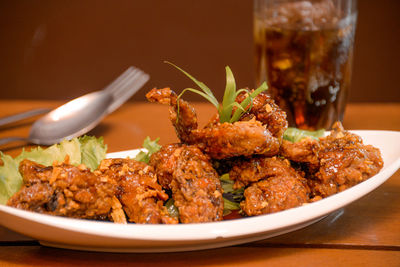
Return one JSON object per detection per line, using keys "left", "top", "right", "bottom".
{"left": 230, "top": 156, "right": 293, "bottom": 188}
{"left": 146, "top": 88, "right": 281, "bottom": 159}
{"left": 148, "top": 143, "right": 181, "bottom": 190}
{"left": 150, "top": 144, "right": 224, "bottom": 223}
{"left": 190, "top": 119, "right": 280, "bottom": 159}
{"left": 97, "top": 158, "right": 178, "bottom": 224}
{"left": 233, "top": 157, "right": 310, "bottom": 216}
{"left": 309, "top": 122, "right": 384, "bottom": 197}
{"left": 280, "top": 138, "right": 320, "bottom": 167}
{"left": 277, "top": 122, "right": 383, "bottom": 198}
{"left": 236, "top": 91, "right": 288, "bottom": 140}
{"left": 146, "top": 88, "right": 198, "bottom": 144}
{"left": 7, "top": 159, "right": 116, "bottom": 220}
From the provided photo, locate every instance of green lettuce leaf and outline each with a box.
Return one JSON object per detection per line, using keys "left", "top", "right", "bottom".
{"left": 134, "top": 136, "right": 162, "bottom": 164}
{"left": 0, "top": 152, "right": 22, "bottom": 205}
{"left": 283, "top": 127, "right": 325, "bottom": 143}
{"left": 79, "top": 136, "right": 107, "bottom": 170}
{"left": 14, "top": 138, "right": 82, "bottom": 167}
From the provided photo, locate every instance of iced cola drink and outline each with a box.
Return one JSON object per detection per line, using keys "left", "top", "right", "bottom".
{"left": 254, "top": 0, "right": 357, "bottom": 130}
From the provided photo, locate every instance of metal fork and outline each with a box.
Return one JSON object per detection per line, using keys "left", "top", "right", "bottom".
{"left": 0, "top": 66, "right": 150, "bottom": 127}
{"left": 102, "top": 66, "right": 149, "bottom": 113}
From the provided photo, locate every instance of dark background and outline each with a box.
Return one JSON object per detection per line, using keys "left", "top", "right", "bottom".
{"left": 0, "top": 0, "right": 399, "bottom": 102}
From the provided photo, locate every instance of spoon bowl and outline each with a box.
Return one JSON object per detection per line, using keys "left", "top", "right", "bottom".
{"left": 28, "top": 91, "right": 113, "bottom": 145}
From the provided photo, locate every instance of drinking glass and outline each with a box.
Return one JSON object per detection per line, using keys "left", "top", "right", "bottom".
{"left": 254, "top": 0, "right": 357, "bottom": 130}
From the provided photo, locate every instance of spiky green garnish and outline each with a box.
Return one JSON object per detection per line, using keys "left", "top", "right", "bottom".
{"left": 165, "top": 61, "right": 268, "bottom": 123}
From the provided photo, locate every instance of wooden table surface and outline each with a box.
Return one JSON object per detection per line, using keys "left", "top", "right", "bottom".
{"left": 0, "top": 100, "right": 399, "bottom": 266}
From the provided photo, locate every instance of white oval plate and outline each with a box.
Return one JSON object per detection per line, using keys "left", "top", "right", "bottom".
{"left": 1, "top": 130, "right": 399, "bottom": 253}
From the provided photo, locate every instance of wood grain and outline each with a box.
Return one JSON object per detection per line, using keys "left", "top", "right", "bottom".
{"left": 0, "top": 246, "right": 399, "bottom": 267}
{"left": 0, "top": 101, "right": 399, "bottom": 266}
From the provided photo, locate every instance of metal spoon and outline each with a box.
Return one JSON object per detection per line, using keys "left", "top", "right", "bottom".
{"left": 0, "top": 91, "right": 113, "bottom": 146}
{"left": 0, "top": 67, "right": 149, "bottom": 146}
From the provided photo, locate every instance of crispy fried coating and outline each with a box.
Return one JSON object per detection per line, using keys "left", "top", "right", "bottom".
{"left": 146, "top": 88, "right": 198, "bottom": 144}
{"left": 234, "top": 157, "right": 310, "bottom": 216}
{"left": 236, "top": 91, "right": 288, "bottom": 140}
{"left": 148, "top": 143, "right": 181, "bottom": 190}
{"left": 190, "top": 119, "right": 280, "bottom": 159}
{"left": 7, "top": 159, "right": 116, "bottom": 220}
{"left": 98, "top": 158, "right": 178, "bottom": 224}
{"left": 110, "top": 196, "right": 127, "bottom": 224}
{"left": 281, "top": 122, "right": 384, "bottom": 198}
{"left": 309, "top": 122, "right": 384, "bottom": 197}
{"left": 280, "top": 138, "right": 320, "bottom": 167}
{"left": 146, "top": 88, "right": 281, "bottom": 159}
{"left": 150, "top": 144, "right": 224, "bottom": 223}
{"left": 230, "top": 156, "right": 293, "bottom": 188}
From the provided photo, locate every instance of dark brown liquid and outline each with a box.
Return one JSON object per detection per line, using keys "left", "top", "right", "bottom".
{"left": 255, "top": 15, "right": 356, "bottom": 130}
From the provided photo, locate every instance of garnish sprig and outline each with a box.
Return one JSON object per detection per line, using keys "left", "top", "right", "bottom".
{"left": 165, "top": 61, "right": 268, "bottom": 124}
